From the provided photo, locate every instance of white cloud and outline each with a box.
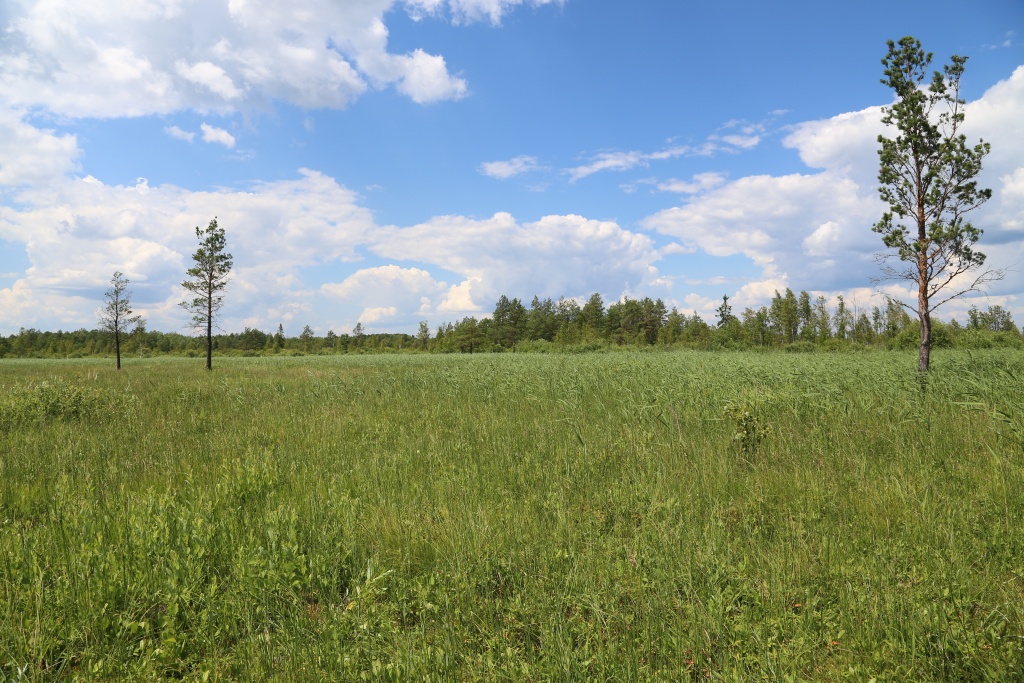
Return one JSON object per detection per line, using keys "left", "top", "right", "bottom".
{"left": 392, "top": 49, "right": 467, "bottom": 103}
{"left": 358, "top": 306, "right": 398, "bottom": 323}
{"left": 984, "top": 31, "right": 1017, "bottom": 51}
{"left": 659, "top": 242, "right": 695, "bottom": 256}
{"left": 371, "top": 211, "right": 659, "bottom": 310}
{"left": 407, "top": 0, "right": 563, "bottom": 25}
{"left": 437, "top": 277, "right": 482, "bottom": 313}
{"left": 567, "top": 151, "right": 647, "bottom": 181}
{"left": 567, "top": 147, "right": 693, "bottom": 182}
{"left": 782, "top": 106, "right": 886, "bottom": 186}
{"left": 654, "top": 172, "right": 727, "bottom": 195}
{"left": 644, "top": 64, "right": 1024, "bottom": 312}
{"left": 682, "top": 293, "right": 720, "bottom": 319}
{"left": 164, "top": 125, "right": 195, "bottom": 142}
{"left": 564, "top": 123, "right": 768, "bottom": 182}
{"left": 644, "top": 171, "right": 877, "bottom": 271}
{"left": 0, "top": 169, "right": 377, "bottom": 333}
{"left": 0, "top": 109, "right": 80, "bottom": 187}
{"left": 321, "top": 265, "right": 449, "bottom": 319}
{"left": 801, "top": 221, "right": 843, "bottom": 258}
{"left": 0, "top": 166, "right": 667, "bottom": 333}
{"left": 175, "top": 60, "right": 243, "bottom": 100}
{"left": 719, "top": 134, "right": 760, "bottom": 149}
{"left": 480, "top": 155, "right": 540, "bottom": 179}
{"left": 200, "top": 123, "right": 236, "bottom": 148}
{"left": 0, "top": 0, "right": 511, "bottom": 118}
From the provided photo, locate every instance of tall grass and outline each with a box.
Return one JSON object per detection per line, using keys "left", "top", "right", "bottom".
{"left": 1, "top": 351, "right": 1022, "bottom": 680}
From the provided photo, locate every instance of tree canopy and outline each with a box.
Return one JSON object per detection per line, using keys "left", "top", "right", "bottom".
{"left": 874, "top": 36, "right": 996, "bottom": 372}
{"left": 180, "top": 218, "right": 233, "bottom": 371}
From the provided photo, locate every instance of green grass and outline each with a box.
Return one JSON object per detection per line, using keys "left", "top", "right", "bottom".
{"left": 1, "top": 351, "right": 1022, "bottom": 681}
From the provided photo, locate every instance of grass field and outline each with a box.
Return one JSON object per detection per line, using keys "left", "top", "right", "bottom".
{"left": 1, "top": 350, "right": 1023, "bottom": 681}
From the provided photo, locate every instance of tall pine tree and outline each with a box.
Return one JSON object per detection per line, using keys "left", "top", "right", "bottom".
{"left": 180, "top": 218, "right": 233, "bottom": 371}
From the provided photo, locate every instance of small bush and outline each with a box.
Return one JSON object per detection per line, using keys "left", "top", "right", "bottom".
{"left": 723, "top": 399, "right": 771, "bottom": 455}
{"left": 955, "top": 329, "right": 1024, "bottom": 350}
{"left": 784, "top": 341, "right": 817, "bottom": 353}
{"left": 0, "top": 378, "right": 137, "bottom": 429}
{"left": 515, "top": 339, "right": 554, "bottom": 353}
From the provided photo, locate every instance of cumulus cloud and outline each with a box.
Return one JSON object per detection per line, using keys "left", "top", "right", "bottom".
{"left": 1, "top": 16, "right": 1021, "bottom": 334}
{"left": 0, "top": 110, "right": 80, "bottom": 187}
{"left": 369, "top": 211, "right": 659, "bottom": 315}
{"left": 801, "top": 221, "right": 843, "bottom": 258}
{"left": 480, "top": 155, "right": 540, "bottom": 179}
{"left": 782, "top": 106, "right": 886, "bottom": 186}
{"left": 200, "top": 123, "right": 236, "bottom": 148}
{"left": 175, "top": 60, "right": 243, "bottom": 101}
{"left": 437, "top": 277, "right": 483, "bottom": 312}
{"left": 164, "top": 125, "right": 195, "bottom": 142}
{"left": 321, "top": 265, "right": 449, "bottom": 321}
{"left": 0, "top": 0, "right": 506, "bottom": 119}
{"left": 392, "top": 49, "right": 467, "bottom": 103}
{"left": 644, "top": 171, "right": 878, "bottom": 274}
{"left": 0, "top": 167, "right": 667, "bottom": 333}
{"left": 0, "top": 169, "right": 377, "bottom": 333}
{"left": 357, "top": 306, "right": 398, "bottom": 323}
{"left": 643, "top": 64, "right": 1024, "bottom": 311}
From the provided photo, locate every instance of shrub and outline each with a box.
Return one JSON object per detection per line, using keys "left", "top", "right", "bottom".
{"left": 784, "top": 341, "right": 816, "bottom": 353}
{"left": 0, "top": 379, "right": 137, "bottom": 430}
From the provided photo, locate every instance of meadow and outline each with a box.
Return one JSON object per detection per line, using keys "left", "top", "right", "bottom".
{"left": 1, "top": 350, "right": 1022, "bottom": 681}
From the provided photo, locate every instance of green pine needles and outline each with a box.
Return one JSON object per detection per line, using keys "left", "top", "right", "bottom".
{"left": 874, "top": 36, "right": 999, "bottom": 373}
{"left": 98, "top": 271, "right": 141, "bottom": 371}
{"left": 180, "top": 218, "right": 233, "bottom": 371}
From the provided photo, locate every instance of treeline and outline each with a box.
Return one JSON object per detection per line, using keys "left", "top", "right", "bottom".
{"left": 430, "top": 291, "right": 1023, "bottom": 353}
{"left": 0, "top": 326, "right": 416, "bottom": 359}
{"left": 2, "top": 290, "right": 1021, "bottom": 359}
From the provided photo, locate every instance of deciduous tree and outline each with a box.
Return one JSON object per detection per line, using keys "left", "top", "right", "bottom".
{"left": 874, "top": 36, "right": 998, "bottom": 372}
{"left": 417, "top": 320, "right": 431, "bottom": 350}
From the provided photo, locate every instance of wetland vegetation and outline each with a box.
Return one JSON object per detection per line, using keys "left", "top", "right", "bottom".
{"left": 2, "top": 351, "right": 1023, "bottom": 680}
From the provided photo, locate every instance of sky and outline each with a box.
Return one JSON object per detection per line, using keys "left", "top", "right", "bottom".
{"left": 1, "top": 0, "right": 1022, "bottom": 337}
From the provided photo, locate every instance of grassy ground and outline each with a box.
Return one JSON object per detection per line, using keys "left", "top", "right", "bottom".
{"left": 1, "top": 350, "right": 1022, "bottom": 681}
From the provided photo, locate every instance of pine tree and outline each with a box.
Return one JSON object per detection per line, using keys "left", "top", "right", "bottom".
{"left": 180, "top": 218, "right": 233, "bottom": 371}
{"left": 715, "top": 294, "right": 734, "bottom": 328}
{"left": 98, "top": 271, "right": 141, "bottom": 370}
{"left": 874, "top": 37, "right": 998, "bottom": 372}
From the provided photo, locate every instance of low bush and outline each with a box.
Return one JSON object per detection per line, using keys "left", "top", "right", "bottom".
{"left": 0, "top": 378, "right": 137, "bottom": 430}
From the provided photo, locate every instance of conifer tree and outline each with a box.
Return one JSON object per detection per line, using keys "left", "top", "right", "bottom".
{"left": 874, "top": 36, "right": 997, "bottom": 372}
{"left": 180, "top": 218, "right": 232, "bottom": 371}
{"left": 98, "top": 271, "right": 141, "bottom": 370}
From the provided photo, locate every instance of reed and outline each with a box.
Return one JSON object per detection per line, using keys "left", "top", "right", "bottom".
{"left": 1, "top": 351, "right": 1021, "bottom": 680}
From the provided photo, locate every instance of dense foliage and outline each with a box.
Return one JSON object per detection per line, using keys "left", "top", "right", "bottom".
{"left": 2, "top": 291, "right": 1020, "bottom": 359}
{"left": 1, "top": 352, "right": 1022, "bottom": 679}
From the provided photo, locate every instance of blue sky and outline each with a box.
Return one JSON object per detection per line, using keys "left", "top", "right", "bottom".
{"left": 1, "top": 0, "right": 1022, "bottom": 336}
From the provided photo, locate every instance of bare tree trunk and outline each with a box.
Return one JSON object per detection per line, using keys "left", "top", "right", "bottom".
{"left": 115, "top": 328, "right": 121, "bottom": 370}
{"left": 916, "top": 174, "right": 930, "bottom": 374}
{"left": 206, "top": 296, "right": 213, "bottom": 371}
{"left": 918, "top": 243, "right": 930, "bottom": 374}
{"left": 918, "top": 308, "right": 931, "bottom": 374}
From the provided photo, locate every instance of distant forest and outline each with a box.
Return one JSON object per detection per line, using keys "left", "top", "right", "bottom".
{"left": 2, "top": 290, "right": 1021, "bottom": 359}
